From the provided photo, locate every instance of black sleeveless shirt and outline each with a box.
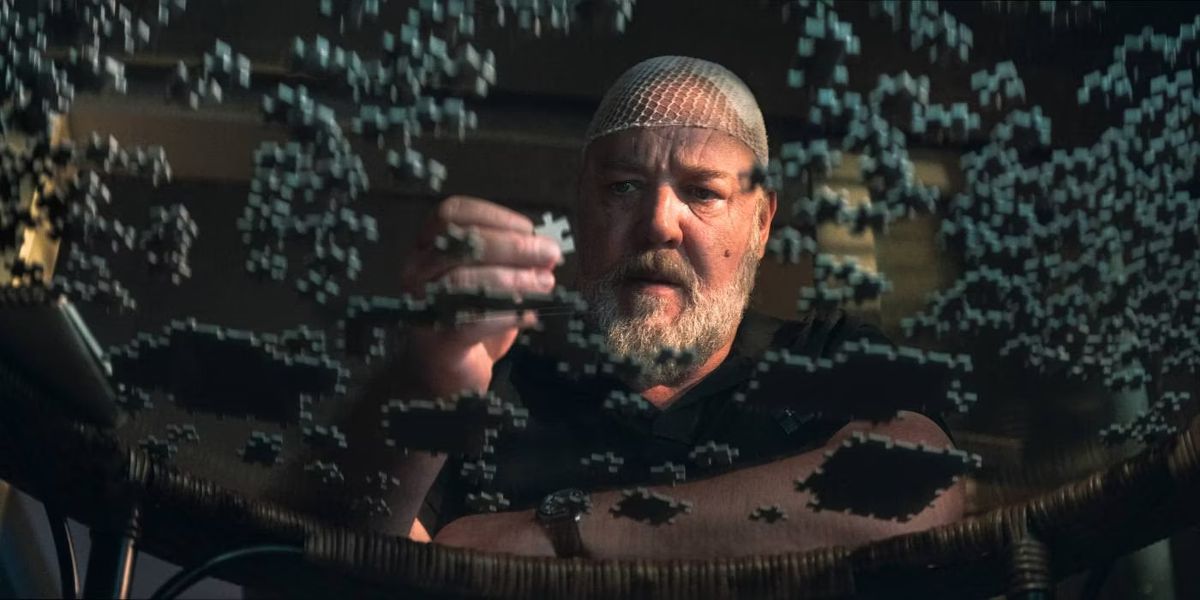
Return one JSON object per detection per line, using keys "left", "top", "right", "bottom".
{"left": 419, "top": 309, "right": 950, "bottom": 535}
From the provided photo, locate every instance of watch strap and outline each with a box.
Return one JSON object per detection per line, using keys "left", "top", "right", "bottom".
{"left": 544, "top": 515, "right": 587, "bottom": 558}
{"left": 537, "top": 488, "right": 591, "bottom": 558}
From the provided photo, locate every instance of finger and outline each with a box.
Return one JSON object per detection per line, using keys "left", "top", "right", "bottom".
{"left": 454, "top": 309, "right": 540, "bottom": 329}
{"left": 407, "top": 231, "right": 562, "bottom": 287}
{"left": 434, "top": 196, "right": 535, "bottom": 235}
{"left": 473, "top": 229, "right": 563, "bottom": 267}
{"left": 438, "top": 309, "right": 539, "bottom": 341}
{"left": 429, "top": 226, "right": 562, "bottom": 265}
{"left": 438, "top": 266, "right": 556, "bottom": 294}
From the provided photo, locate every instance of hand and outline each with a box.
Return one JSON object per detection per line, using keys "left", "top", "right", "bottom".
{"left": 399, "top": 196, "right": 562, "bottom": 396}
{"left": 432, "top": 509, "right": 556, "bottom": 557}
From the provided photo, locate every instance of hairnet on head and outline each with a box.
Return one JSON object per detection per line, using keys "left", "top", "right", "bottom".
{"left": 585, "top": 55, "right": 770, "bottom": 166}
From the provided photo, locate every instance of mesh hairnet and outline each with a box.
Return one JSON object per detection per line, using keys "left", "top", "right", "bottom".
{"left": 585, "top": 56, "right": 769, "bottom": 165}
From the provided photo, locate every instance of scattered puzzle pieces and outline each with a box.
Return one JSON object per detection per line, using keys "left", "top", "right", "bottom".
{"left": 302, "top": 422, "right": 349, "bottom": 451}
{"left": 14, "top": 0, "right": 1200, "bottom": 556}
{"left": 465, "top": 491, "right": 511, "bottom": 513}
{"left": 689, "top": 441, "right": 741, "bottom": 469}
{"left": 609, "top": 487, "right": 693, "bottom": 526}
{"left": 795, "top": 431, "right": 979, "bottom": 522}
{"left": 356, "top": 495, "right": 392, "bottom": 517}
{"left": 867, "top": 1, "right": 973, "bottom": 63}
{"left": 648, "top": 461, "right": 687, "bottom": 486}
{"left": 238, "top": 431, "right": 284, "bottom": 467}
{"left": 766, "top": 226, "right": 819, "bottom": 264}
{"left": 115, "top": 384, "right": 154, "bottom": 413}
{"left": 365, "top": 471, "right": 401, "bottom": 492}
{"left": 109, "top": 319, "right": 348, "bottom": 423}
{"left": 238, "top": 134, "right": 377, "bottom": 307}
{"left": 381, "top": 390, "right": 528, "bottom": 457}
{"left": 345, "top": 285, "right": 587, "bottom": 331}
{"left": 139, "top": 435, "right": 177, "bottom": 461}
{"left": 459, "top": 459, "right": 497, "bottom": 486}
{"left": 165, "top": 423, "right": 200, "bottom": 444}
{"left": 749, "top": 504, "right": 788, "bottom": 524}
{"left": 737, "top": 340, "right": 971, "bottom": 423}
{"left": 139, "top": 204, "right": 197, "bottom": 285}
{"left": 799, "top": 255, "right": 893, "bottom": 311}
{"left": 1100, "top": 390, "right": 1193, "bottom": 446}
{"left": 433, "top": 223, "right": 485, "bottom": 262}
{"left": 167, "top": 40, "right": 251, "bottom": 109}
{"left": 580, "top": 451, "right": 624, "bottom": 476}
{"left": 602, "top": 391, "right": 657, "bottom": 419}
{"left": 305, "top": 460, "right": 346, "bottom": 485}
{"left": 971, "top": 61, "right": 1025, "bottom": 110}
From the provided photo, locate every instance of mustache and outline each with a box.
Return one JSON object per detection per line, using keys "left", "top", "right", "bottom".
{"left": 611, "top": 251, "right": 698, "bottom": 289}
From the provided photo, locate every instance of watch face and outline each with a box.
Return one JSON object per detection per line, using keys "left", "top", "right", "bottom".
{"left": 538, "top": 488, "right": 590, "bottom": 519}
{"left": 538, "top": 493, "right": 569, "bottom": 519}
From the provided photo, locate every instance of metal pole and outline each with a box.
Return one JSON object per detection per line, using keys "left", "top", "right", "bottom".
{"left": 82, "top": 501, "right": 141, "bottom": 600}
{"left": 1110, "top": 380, "right": 1178, "bottom": 600}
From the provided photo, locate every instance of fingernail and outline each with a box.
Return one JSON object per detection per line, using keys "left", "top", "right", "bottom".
{"left": 538, "top": 271, "right": 555, "bottom": 288}
{"left": 541, "top": 239, "right": 563, "bottom": 263}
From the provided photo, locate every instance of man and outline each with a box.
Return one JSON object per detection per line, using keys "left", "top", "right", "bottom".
{"left": 386, "top": 56, "right": 963, "bottom": 558}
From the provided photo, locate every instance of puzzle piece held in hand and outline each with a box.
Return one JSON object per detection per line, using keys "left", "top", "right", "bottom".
{"left": 534, "top": 212, "right": 575, "bottom": 257}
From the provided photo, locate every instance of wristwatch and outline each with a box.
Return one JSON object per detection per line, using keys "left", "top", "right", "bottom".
{"left": 535, "top": 488, "right": 592, "bottom": 558}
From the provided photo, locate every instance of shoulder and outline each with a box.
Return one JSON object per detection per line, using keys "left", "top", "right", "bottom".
{"left": 748, "top": 310, "right": 957, "bottom": 443}
{"left": 755, "top": 309, "right": 890, "bottom": 359}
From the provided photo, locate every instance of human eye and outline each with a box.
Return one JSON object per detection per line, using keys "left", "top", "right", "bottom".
{"left": 607, "top": 180, "right": 641, "bottom": 196}
{"left": 686, "top": 186, "right": 722, "bottom": 202}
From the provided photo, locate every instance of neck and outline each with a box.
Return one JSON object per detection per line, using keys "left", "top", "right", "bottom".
{"left": 638, "top": 337, "right": 736, "bottom": 409}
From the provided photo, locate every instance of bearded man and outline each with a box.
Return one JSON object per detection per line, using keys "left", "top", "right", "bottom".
{"left": 382, "top": 56, "right": 963, "bottom": 558}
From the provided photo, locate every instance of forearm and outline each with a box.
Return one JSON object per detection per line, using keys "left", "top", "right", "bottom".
{"left": 578, "top": 445, "right": 963, "bottom": 558}
{"left": 435, "top": 412, "right": 965, "bottom": 558}
{"left": 265, "top": 343, "right": 452, "bottom": 537}
{"left": 582, "top": 412, "right": 963, "bottom": 558}
{"left": 338, "top": 347, "right": 453, "bottom": 534}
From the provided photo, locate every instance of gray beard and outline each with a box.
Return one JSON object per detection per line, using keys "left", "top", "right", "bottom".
{"left": 579, "top": 238, "right": 761, "bottom": 390}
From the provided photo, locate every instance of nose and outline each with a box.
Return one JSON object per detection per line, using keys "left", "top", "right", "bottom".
{"left": 639, "top": 184, "right": 684, "bottom": 250}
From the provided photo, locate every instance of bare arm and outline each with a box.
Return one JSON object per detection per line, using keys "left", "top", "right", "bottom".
{"left": 334, "top": 356, "right": 449, "bottom": 536}
{"left": 344, "top": 196, "right": 560, "bottom": 536}
{"left": 433, "top": 411, "right": 965, "bottom": 558}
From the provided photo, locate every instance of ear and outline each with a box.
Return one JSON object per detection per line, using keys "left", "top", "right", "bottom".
{"left": 756, "top": 189, "right": 777, "bottom": 259}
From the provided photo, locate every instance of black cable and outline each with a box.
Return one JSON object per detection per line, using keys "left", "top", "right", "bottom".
{"left": 43, "top": 505, "right": 79, "bottom": 600}
{"left": 149, "top": 544, "right": 304, "bottom": 600}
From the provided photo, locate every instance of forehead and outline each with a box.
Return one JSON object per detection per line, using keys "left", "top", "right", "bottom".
{"left": 585, "top": 127, "right": 756, "bottom": 176}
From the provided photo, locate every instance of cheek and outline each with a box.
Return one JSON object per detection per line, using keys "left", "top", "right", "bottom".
{"left": 685, "top": 226, "right": 745, "bottom": 287}
{"left": 577, "top": 207, "right": 628, "bottom": 274}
